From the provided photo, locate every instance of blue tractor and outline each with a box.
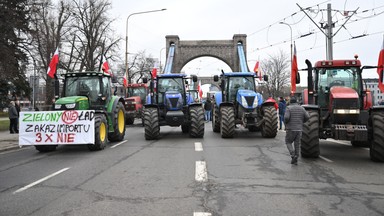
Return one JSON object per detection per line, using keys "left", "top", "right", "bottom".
{"left": 143, "top": 74, "right": 205, "bottom": 140}
{"left": 212, "top": 72, "right": 278, "bottom": 138}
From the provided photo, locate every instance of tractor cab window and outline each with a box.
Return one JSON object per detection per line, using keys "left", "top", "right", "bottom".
{"left": 65, "top": 77, "right": 100, "bottom": 102}
{"left": 317, "top": 67, "right": 360, "bottom": 107}
{"left": 157, "top": 77, "right": 184, "bottom": 103}
{"left": 127, "top": 86, "right": 147, "bottom": 102}
{"left": 102, "top": 77, "right": 111, "bottom": 101}
{"left": 227, "top": 76, "right": 255, "bottom": 101}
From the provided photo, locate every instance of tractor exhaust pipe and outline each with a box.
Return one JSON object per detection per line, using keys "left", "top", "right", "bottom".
{"left": 305, "top": 59, "right": 314, "bottom": 104}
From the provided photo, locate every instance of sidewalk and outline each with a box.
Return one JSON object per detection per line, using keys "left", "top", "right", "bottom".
{"left": 0, "top": 130, "right": 22, "bottom": 152}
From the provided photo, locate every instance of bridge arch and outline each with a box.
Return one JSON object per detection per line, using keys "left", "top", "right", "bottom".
{"left": 165, "top": 34, "right": 249, "bottom": 73}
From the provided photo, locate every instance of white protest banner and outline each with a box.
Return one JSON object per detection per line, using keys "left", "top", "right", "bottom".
{"left": 19, "top": 110, "right": 95, "bottom": 145}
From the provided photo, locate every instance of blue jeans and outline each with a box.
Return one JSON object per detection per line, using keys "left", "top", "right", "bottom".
{"left": 279, "top": 114, "right": 284, "bottom": 129}
{"left": 205, "top": 110, "right": 211, "bottom": 121}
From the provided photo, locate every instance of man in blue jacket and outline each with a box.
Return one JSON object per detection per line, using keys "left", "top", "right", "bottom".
{"left": 284, "top": 96, "right": 309, "bottom": 165}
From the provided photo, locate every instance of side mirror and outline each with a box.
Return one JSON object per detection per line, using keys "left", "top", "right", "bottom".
{"left": 142, "top": 77, "right": 148, "bottom": 83}
{"left": 185, "top": 80, "right": 189, "bottom": 85}
{"left": 192, "top": 75, "right": 197, "bottom": 82}
{"left": 263, "top": 75, "right": 268, "bottom": 82}
{"left": 213, "top": 75, "right": 219, "bottom": 82}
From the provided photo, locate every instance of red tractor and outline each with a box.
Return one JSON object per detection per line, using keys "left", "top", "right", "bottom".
{"left": 124, "top": 83, "right": 148, "bottom": 125}
{"left": 299, "top": 57, "right": 384, "bottom": 162}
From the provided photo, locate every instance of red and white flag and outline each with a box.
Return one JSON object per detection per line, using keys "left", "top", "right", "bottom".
{"left": 102, "top": 55, "right": 110, "bottom": 74}
{"left": 151, "top": 62, "right": 158, "bottom": 79}
{"left": 253, "top": 60, "right": 262, "bottom": 81}
{"left": 291, "top": 43, "right": 298, "bottom": 95}
{"left": 197, "top": 80, "right": 203, "bottom": 99}
{"left": 123, "top": 70, "right": 128, "bottom": 88}
{"left": 378, "top": 36, "right": 384, "bottom": 93}
{"left": 47, "top": 47, "right": 59, "bottom": 78}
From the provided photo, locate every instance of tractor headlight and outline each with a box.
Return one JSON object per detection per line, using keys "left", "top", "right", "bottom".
{"left": 333, "top": 109, "right": 360, "bottom": 114}
{"left": 241, "top": 96, "right": 248, "bottom": 107}
{"left": 65, "top": 103, "right": 76, "bottom": 109}
{"left": 54, "top": 104, "right": 62, "bottom": 109}
{"left": 241, "top": 96, "right": 258, "bottom": 108}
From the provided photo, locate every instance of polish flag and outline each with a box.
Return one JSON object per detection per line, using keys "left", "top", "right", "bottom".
{"left": 377, "top": 36, "right": 384, "bottom": 92}
{"left": 151, "top": 62, "right": 158, "bottom": 79}
{"left": 123, "top": 70, "right": 128, "bottom": 87}
{"left": 197, "top": 80, "right": 203, "bottom": 99}
{"left": 254, "top": 60, "right": 262, "bottom": 80}
{"left": 102, "top": 55, "right": 110, "bottom": 74}
{"left": 291, "top": 43, "right": 298, "bottom": 95}
{"left": 47, "top": 47, "right": 59, "bottom": 78}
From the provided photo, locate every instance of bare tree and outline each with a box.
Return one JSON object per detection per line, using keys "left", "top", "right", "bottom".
{"left": 129, "top": 51, "right": 155, "bottom": 83}
{"left": 260, "top": 49, "right": 290, "bottom": 98}
{"left": 29, "top": 0, "right": 72, "bottom": 106}
{"left": 70, "top": 0, "right": 120, "bottom": 72}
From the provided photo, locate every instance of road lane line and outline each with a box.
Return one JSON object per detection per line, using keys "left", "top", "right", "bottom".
{"left": 110, "top": 140, "right": 128, "bottom": 148}
{"left": 195, "top": 161, "right": 208, "bottom": 182}
{"left": 193, "top": 212, "right": 212, "bottom": 216}
{"left": 195, "top": 142, "right": 203, "bottom": 151}
{"left": 13, "top": 167, "right": 70, "bottom": 194}
{"left": 319, "top": 155, "right": 333, "bottom": 163}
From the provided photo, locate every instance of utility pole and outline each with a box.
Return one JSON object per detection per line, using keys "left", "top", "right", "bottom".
{"left": 297, "top": 3, "right": 357, "bottom": 60}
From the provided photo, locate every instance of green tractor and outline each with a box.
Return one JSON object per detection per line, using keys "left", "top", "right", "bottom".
{"left": 35, "top": 71, "right": 126, "bottom": 152}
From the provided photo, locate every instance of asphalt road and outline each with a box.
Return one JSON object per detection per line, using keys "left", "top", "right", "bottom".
{"left": 0, "top": 122, "right": 383, "bottom": 216}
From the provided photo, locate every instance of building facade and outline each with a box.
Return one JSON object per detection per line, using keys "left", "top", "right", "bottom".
{"left": 364, "top": 78, "right": 384, "bottom": 105}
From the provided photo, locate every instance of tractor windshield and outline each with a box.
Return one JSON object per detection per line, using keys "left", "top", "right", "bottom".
{"left": 157, "top": 77, "right": 184, "bottom": 103}
{"left": 316, "top": 67, "right": 361, "bottom": 107}
{"left": 226, "top": 76, "right": 255, "bottom": 101}
{"left": 65, "top": 76, "right": 100, "bottom": 102}
{"left": 127, "top": 87, "right": 147, "bottom": 101}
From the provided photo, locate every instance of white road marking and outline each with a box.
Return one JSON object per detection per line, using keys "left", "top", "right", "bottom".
{"left": 195, "top": 161, "right": 208, "bottom": 182}
{"left": 110, "top": 140, "right": 128, "bottom": 148}
{"left": 193, "top": 212, "right": 212, "bottom": 216}
{"left": 319, "top": 155, "right": 333, "bottom": 163}
{"left": 13, "top": 167, "right": 70, "bottom": 194}
{"left": 195, "top": 142, "right": 203, "bottom": 151}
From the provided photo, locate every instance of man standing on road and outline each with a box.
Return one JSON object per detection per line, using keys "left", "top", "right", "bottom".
{"left": 204, "top": 98, "right": 212, "bottom": 122}
{"left": 8, "top": 101, "right": 19, "bottom": 134}
{"left": 284, "top": 96, "right": 309, "bottom": 165}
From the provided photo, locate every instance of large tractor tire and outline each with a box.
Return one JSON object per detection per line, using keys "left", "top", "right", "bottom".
{"left": 35, "top": 145, "right": 57, "bottom": 152}
{"left": 126, "top": 116, "right": 134, "bottom": 125}
{"left": 189, "top": 106, "right": 205, "bottom": 138}
{"left": 370, "top": 112, "right": 384, "bottom": 162}
{"left": 88, "top": 115, "right": 108, "bottom": 151}
{"left": 220, "top": 106, "right": 235, "bottom": 138}
{"left": 144, "top": 107, "right": 160, "bottom": 140}
{"left": 108, "top": 102, "right": 126, "bottom": 142}
{"left": 301, "top": 110, "right": 320, "bottom": 158}
{"left": 212, "top": 103, "right": 220, "bottom": 133}
{"left": 261, "top": 106, "right": 278, "bottom": 138}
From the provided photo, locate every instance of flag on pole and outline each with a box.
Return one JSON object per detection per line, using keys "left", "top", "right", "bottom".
{"left": 102, "top": 55, "right": 111, "bottom": 74}
{"left": 291, "top": 42, "right": 298, "bottom": 94}
{"left": 377, "top": 35, "right": 384, "bottom": 93}
{"left": 123, "top": 70, "right": 128, "bottom": 88}
{"left": 253, "top": 60, "right": 262, "bottom": 81}
{"left": 151, "top": 62, "right": 158, "bottom": 79}
{"left": 198, "top": 80, "right": 203, "bottom": 99}
{"left": 47, "top": 47, "right": 59, "bottom": 78}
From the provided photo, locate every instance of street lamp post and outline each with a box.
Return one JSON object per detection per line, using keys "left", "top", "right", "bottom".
{"left": 279, "top": 22, "right": 293, "bottom": 73}
{"left": 125, "top": 8, "right": 166, "bottom": 84}
{"left": 159, "top": 47, "right": 166, "bottom": 72}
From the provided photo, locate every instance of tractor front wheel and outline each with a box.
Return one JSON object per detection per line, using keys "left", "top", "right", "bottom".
{"left": 189, "top": 106, "right": 205, "bottom": 138}
{"left": 220, "top": 106, "right": 235, "bottom": 138}
{"left": 370, "top": 112, "right": 384, "bottom": 162}
{"left": 301, "top": 110, "right": 320, "bottom": 158}
{"left": 88, "top": 115, "right": 108, "bottom": 151}
{"left": 108, "top": 102, "right": 126, "bottom": 142}
{"left": 261, "top": 106, "right": 278, "bottom": 138}
{"left": 35, "top": 145, "right": 57, "bottom": 152}
{"left": 212, "top": 103, "right": 220, "bottom": 133}
{"left": 144, "top": 107, "right": 160, "bottom": 140}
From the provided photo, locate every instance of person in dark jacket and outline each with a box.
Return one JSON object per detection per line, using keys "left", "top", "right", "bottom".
{"left": 8, "top": 101, "right": 19, "bottom": 134}
{"left": 284, "top": 96, "right": 309, "bottom": 165}
{"left": 204, "top": 98, "right": 212, "bottom": 122}
{"left": 278, "top": 97, "right": 286, "bottom": 130}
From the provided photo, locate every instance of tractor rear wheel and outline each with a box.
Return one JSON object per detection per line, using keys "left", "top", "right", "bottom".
{"left": 261, "top": 106, "right": 278, "bottom": 138}
{"left": 301, "top": 110, "right": 320, "bottom": 158}
{"left": 144, "top": 107, "right": 160, "bottom": 140}
{"left": 370, "top": 112, "right": 384, "bottom": 162}
{"left": 35, "top": 145, "right": 57, "bottom": 152}
{"left": 212, "top": 103, "right": 220, "bottom": 133}
{"left": 220, "top": 106, "right": 235, "bottom": 138}
{"left": 108, "top": 102, "right": 126, "bottom": 142}
{"left": 189, "top": 106, "right": 205, "bottom": 138}
{"left": 88, "top": 115, "right": 108, "bottom": 151}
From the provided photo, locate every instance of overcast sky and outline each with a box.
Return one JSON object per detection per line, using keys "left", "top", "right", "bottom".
{"left": 109, "top": 0, "right": 384, "bottom": 83}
